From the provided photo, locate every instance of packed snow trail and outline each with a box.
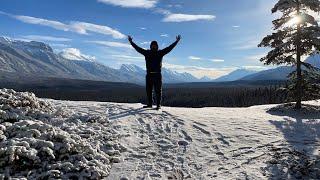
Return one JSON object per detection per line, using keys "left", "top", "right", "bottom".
{"left": 58, "top": 100, "right": 320, "bottom": 179}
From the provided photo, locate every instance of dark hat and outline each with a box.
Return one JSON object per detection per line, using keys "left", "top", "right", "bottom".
{"left": 150, "top": 41, "right": 158, "bottom": 48}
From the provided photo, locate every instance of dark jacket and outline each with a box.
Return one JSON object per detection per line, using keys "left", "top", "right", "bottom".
{"left": 130, "top": 40, "right": 179, "bottom": 73}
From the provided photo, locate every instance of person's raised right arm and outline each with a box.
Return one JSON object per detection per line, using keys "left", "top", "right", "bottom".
{"left": 128, "top": 35, "right": 147, "bottom": 55}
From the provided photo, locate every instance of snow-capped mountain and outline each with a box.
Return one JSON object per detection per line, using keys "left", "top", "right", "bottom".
{"left": 119, "top": 64, "right": 145, "bottom": 83}
{"left": 0, "top": 36, "right": 14, "bottom": 44}
{"left": 213, "top": 69, "right": 258, "bottom": 82}
{"left": 0, "top": 37, "right": 99, "bottom": 80}
{"left": 306, "top": 53, "right": 320, "bottom": 68}
{"left": 241, "top": 54, "right": 320, "bottom": 81}
{"left": 199, "top": 76, "right": 212, "bottom": 82}
{"left": 59, "top": 48, "right": 96, "bottom": 62}
{"left": 119, "top": 64, "right": 199, "bottom": 84}
{"left": 162, "top": 68, "right": 199, "bottom": 83}
{"left": 0, "top": 37, "right": 200, "bottom": 84}
{"left": 120, "top": 64, "right": 144, "bottom": 74}
{"left": 59, "top": 48, "right": 124, "bottom": 82}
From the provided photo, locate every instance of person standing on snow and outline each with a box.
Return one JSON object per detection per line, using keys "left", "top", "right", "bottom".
{"left": 128, "top": 35, "right": 181, "bottom": 110}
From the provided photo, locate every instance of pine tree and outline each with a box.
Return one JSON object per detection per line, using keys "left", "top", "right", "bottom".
{"left": 259, "top": 0, "right": 320, "bottom": 109}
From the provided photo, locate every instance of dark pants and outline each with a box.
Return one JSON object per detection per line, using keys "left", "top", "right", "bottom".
{"left": 146, "top": 73, "right": 162, "bottom": 106}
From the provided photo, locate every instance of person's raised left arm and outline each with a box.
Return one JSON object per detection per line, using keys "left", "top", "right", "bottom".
{"left": 160, "top": 35, "right": 181, "bottom": 56}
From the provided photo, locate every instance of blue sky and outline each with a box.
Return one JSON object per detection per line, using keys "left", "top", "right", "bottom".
{"left": 0, "top": 0, "right": 279, "bottom": 78}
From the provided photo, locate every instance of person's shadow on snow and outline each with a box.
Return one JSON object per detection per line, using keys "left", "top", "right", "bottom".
{"left": 108, "top": 107, "right": 147, "bottom": 120}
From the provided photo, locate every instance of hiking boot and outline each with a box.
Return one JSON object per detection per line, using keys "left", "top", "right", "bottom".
{"left": 156, "top": 106, "right": 161, "bottom": 110}
{"left": 143, "top": 105, "right": 152, "bottom": 108}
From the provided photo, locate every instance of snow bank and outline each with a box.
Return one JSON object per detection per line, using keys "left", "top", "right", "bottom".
{"left": 0, "top": 89, "right": 124, "bottom": 179}
{"left": 268, "top": 102, "right": 320, "bottom": 116}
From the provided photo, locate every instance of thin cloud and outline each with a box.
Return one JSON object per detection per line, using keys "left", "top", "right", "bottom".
{"left": 163, "top": 63, "right": 267, "bottom": 78}
{"left": 167, "top": 4, "right": 183, "bottom": 8}
{"left": 110, "top": 54, "right": 144, "bottom": 63}
{"left": 112, "top": 54, "right": 144, "bottom": 60}
{"left": 163, "top": 14, "right": 215, "bottom": 22}
{"left": 1, "top": 11, "right": 125, "bottom": 39}
{"left": 141, "top": 41, "right": 151, "bottom": 45}
{"left": 211, "top": 59, "right": 225, "bottom": 62}
{"left": 160, "top": 34, "right": 169, "bottom": 37}
{"left": 188, "top": 56, "right": 225, "bottom": 62}
{"left": 188, "top": 56, "right": 202, "bottom": 60}
{"left": 154, "top": 8, "right": 215, "bottom": 23}
{"left": 70, "top": 22, "right": 126, "bottom": 39}
{"left": 242, "top": 65, "right": 268, "bottom": 71}
{"left": 97, "top": 0, "right": 158, "bottom": 9}
{"left": 245, "top": 53, "right": 266, "bottom": 61}
{"left": 21, "top": 35, "right": 72, "bottom": 42}
{"left": 14, "top": 15, "right": 69, "bottom": 31}
{"left": 154, "top": 8, "right": 171, "bottom": 15}
{"left": 232, "top": 39, "right": 260, "bottom": 50}
{"left": 88, "top": 40, "right": 132, "bottom": 48}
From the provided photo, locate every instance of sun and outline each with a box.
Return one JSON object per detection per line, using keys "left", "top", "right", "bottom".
{"left": 287, "top": 15, "right": 302, "bottom": 26}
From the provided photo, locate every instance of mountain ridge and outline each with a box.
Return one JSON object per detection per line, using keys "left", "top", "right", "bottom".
{"left": 213, "top": 69, "right": 258, "bottom": 82}
{"left": 0, "top": 37, "right": 203, "bottom": 84}
{"left": 240, "top": 54, "right": 320, "bottom": 81}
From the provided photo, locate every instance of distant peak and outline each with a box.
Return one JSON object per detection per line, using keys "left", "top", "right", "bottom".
{"left": 0, "top": 36, "right": 54, "bottom": 52}
{"left": 28, "top": 41, "right": 53, "bottom": 52}
{"left": 305, "top": 53, "right": 320, "bottom": 68}
{"left": 200, "top": 76, "right": 212, "bottom": 80}
{"left": 120, "top": 64, "right": 144, "bottom": 72}
{"left": 0, "top": 36, "right": 15, "bottom": 43}
{"left": 59, "top": 48, "right": 95, "bottom": 62}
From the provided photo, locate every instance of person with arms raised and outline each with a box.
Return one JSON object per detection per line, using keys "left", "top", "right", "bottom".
{"left": 128, "top": 35, "right": 181, "bottom": 110}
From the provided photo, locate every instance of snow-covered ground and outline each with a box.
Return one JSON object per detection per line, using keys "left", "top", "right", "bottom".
{"left": 55, "top": 100, "right": 320, "bottom": 179}
{"left": 1, "top": 89, "right": 319, "bottom": 179}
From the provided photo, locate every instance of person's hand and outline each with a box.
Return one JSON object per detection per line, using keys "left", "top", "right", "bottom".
{"left": 128, "top": 35, "right": 133, "bottom": 42}
{"left": 176, "top": 35, "right": 181, "bottom": 42}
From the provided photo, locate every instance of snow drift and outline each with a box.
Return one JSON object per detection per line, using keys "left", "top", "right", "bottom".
{"left": 0, "top": 89, "right": 124, "bottom": 179}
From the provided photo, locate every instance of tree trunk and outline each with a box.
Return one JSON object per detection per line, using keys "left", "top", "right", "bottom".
{"left": 296, "top": 46, "right": 302, "bottom": 109}
{"left": 295, "top": 2, "right": 302, "bottom": 109}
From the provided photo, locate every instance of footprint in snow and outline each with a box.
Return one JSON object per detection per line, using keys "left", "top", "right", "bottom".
{"left": 192, "top": 124, "right": 211, "bottom": 135}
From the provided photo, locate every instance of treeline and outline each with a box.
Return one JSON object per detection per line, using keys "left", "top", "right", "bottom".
{"left": 163, "top": 85, "right": 288, "bottom": 107}
{"left": 3, "top": 83, "right": 290, "bottom": 108}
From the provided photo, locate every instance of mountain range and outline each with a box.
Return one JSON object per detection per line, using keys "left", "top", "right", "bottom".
{"left": 0, "top": 37, "right": 202, "bottom": 84}
{"left": 213, "top": 69, "right": 258, "bottom": 82}
{"left": 0, "top": 36, "right": 319, "bottom": 84}
{"left": 212, "top": 54, "right": 320, "bottom": 82}
{"left": 240, "top": 54, "right": 320, "bottom": 81}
